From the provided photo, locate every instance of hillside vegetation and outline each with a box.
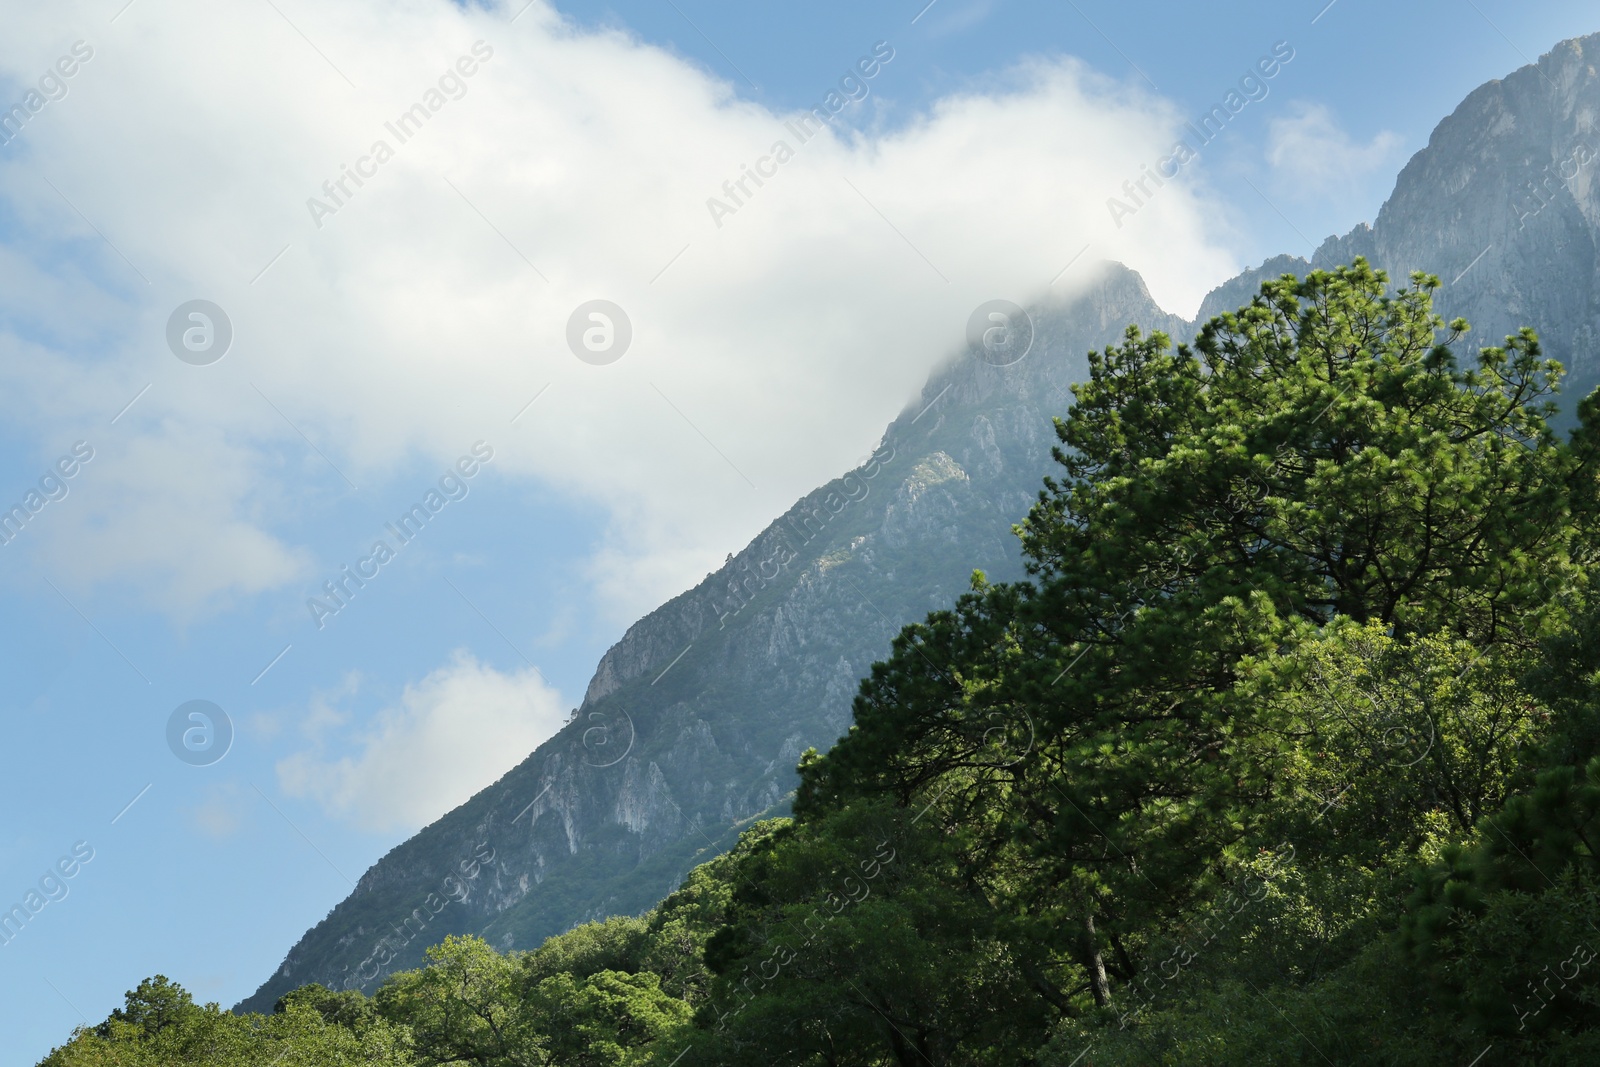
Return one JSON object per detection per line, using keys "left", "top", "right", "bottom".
{"left": 43, "top": 261, "right": 1600, "bottom": 1064}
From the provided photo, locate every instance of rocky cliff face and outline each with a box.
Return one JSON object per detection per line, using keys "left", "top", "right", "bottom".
{"left": 237, "top": 31, "right": 1600, "bottom": 1013}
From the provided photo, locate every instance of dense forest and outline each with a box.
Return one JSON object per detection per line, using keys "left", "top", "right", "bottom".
{"left": 42, "top": 260, "right": 1600, "bottom": 1064}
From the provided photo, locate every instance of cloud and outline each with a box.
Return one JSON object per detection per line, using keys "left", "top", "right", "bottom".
{"left": 1266, "top": 101, "right": 1403, "bottom": 195}
{"left": 23, "top": 426, "right": 314, "bottom": 618}
{"left": 276, "top": 651, "right": 566, "bottom": 833}
{"left": 189, "top": 782, "right": 246, "bottom": 840}
{"left": 0, "top": 0, "right": 1242, "bottom": 624}
{"left": 921, "top": 0, "right": 1000, "bottom": 37}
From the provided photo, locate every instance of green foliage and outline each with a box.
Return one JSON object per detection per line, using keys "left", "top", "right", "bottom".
{"left": 41, "top": 976, "right": 414, "bottom": 1066}
{"left": 369, "top": 932, "right": 691, "bottom": 1067}
{"left": 691, "top": 801, "right": 1051, "bottom": 1065}
{"left": 101, "top": 975, "right": 206, "bottom": 1039}
{"left": 274, "top": 982, "right": 378, "bottom": 1030}
{"left": 786, "top": 260, "right": 1600, "bottom": 1060}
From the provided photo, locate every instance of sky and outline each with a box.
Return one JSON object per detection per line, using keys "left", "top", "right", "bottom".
{"left": 0, "top": 0, "right": 1595, "bottom": 1061}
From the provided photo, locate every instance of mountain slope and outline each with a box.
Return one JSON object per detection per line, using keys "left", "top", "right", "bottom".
{"left": 238, "top": 29, "right": 1600, "bottom": 1012}
{"left": 236, "top": 264, "right": 1183, "bottom": 1010}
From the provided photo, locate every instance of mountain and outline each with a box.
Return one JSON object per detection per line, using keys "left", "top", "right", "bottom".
{"left": 236, "top": 30, "right": 1600, "bottom": 1012}
{"left": 1201, "top": 32, "right": 1600, "bottom": 396}
{"left": 236, "top": 263, "right": 1183, "bottom": 1011}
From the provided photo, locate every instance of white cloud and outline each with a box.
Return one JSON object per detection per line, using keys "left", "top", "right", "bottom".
{"left": 276, "top": 651, "right": 565, "bottom": 832}
{"left": 24, "top": 426, "right": 315, "bottom": 618}
{"left": 1266, "top": 101, "right": 1403, "bottom": 195}
{"left": 0, "top": 0, "right": 1242, "bottom": 623}
{"left": 922, "top": 0, "right": 1001, "bottom": 37}
{"left": 188, "top": 782, "right": 246, "bottom": 840}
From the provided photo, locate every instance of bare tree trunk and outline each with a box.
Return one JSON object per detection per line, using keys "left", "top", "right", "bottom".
{"left": 1084, "top": 913, "right": 1112, "bottom": 1008}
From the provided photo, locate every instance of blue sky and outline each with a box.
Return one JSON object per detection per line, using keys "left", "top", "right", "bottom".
{"left": 0, "top": 0, "right": 1595, "bottom": 1063}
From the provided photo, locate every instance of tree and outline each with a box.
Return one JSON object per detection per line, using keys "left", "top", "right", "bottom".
{"left": 796, "top": 260, "right": 1598, "bottom": 1040}
{"left": 274, "top": 983, "right": 378, "bottom": 1031}
{"left": 99, "top": 975, "right": 205, "bottom": 1040}
{"left": 532, "top": 970, "right": 690, "bottom": 1067}
{"left": 690, "top": 802, "right": 1050, "bottom": 1066}
{"left": 377, "top": 935, "right": 538, "bottom": 1066}
{"left": 41, "top": 975, "right": 414, "bottom": 1067}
